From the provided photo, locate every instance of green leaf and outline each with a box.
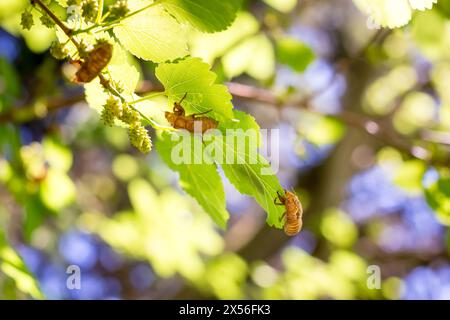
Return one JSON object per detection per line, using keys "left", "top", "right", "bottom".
{"left": 425, "top": 176, "right": 450, "bottom": 225}
{"left": 263, "top": 0, "right": 297, "bottom": 13}
{"left": 155, "top": 57, "right": 234, "bottom": 121}
{"left": 190, "top": 11, "right": 259, "bottom": 64}
{"left": 222, "top": 33, "right": 275, "bottom": 81}
{"left": 43, "top": 136, "right": 73, "bottom": 172}
{"left": 156, "top": 132, "right": 229, "bottom": 228}
{"left": 300, "top": 114, "right": 345, "bottom": 146}
{"left": 214, "top": 110, "right": 285, "bottom": 228}
{"left": 89, "top": 179, "right": 224, "bottom": 279}
{"left": 276, "top": 37, "right": 315, "bottom": 73}
{"left": 0, "top": 57, "right": 21, "bottom": 113}
{"left": 161, "top": 0, "right": 242, "bottom": 32}
{"left": 113, "top": 3, "right": 188, "bottom": 62}
{"left": 411, "top": 9, "right": 448, "bottom": 61}
{"left": 393, "top": 92, "right": 436, "bottom": 135}
{"left": 23, "top": 196, "right": 47, "bottom": 242}
{"left": 40, "top": 169, "right": 76, "bottom": 212}
{"left": 320, "top": 208, "right": 358, "bottom": 248}
{"left": 3, "top": 8, "right": 55, "bottom": 53}
{"left": 393, "top": 160, "right": 427, "bottom": 194}
{"left": 0, "top": 230, "right": 44, "bottom": 299}
{"left": 353, "top": 0, "right": 437, "bottom": 28}
{"left": 55, "top": 0, "right": 67, "bottom": 6}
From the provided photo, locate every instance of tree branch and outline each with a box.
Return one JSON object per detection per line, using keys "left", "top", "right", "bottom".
{"left": 1, "top": 80, "right": 448, "bottom": 165}
{"left": 33, "top": 0, "right": 80, "bottom": 48}
{"left": 0, "top": 94, "right": 85, "bottom": 124}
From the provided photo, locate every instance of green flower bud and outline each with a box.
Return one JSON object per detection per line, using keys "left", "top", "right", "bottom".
{"left": 77, "top": 40, "right": 90, "bottom": 58}
{"left": 50, "top": 42, "right": 69, "bottom": 60}
{"left": 81, "top": 0, "right": 98, "bottom": 23}
{"left": 20, "top": 11, "right": 34, "bottom": 30}
{"left": 140, "top": 135, "right": 152, "bottom": 154}
{"left": 119, "top": 105, "right": 140, "bottom": 125}
{"left": 101, "top": 95, "right": 121, "bottom": 126}
{"left": 110, "top": 97, "right": 123, "bottom": 118}
{"left": 129, "top": 123, "right": 152, "bottom": 153}
{"left": 40, "top": 13, "right": 55, "bottom": 28}
{"left": 101, "top": 106, "right": 115, "bottom": 127}
{"left": 108, "top": 0, "right": 129, "bottom": 20}
{"left": 67, "top": 0, "right": 81, "bottom": 6}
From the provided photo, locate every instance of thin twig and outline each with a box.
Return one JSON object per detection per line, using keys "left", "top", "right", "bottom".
{"left": 33, "top": 0, "right": 80, "bottom": 48}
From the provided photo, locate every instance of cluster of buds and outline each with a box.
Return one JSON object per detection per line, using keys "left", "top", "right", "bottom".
{"left": 101, "top": 95, "right": 152, "bottom": 153}
{"left": 108, "top": 0, "right": 129, "bottom": 20}
{"left": 40, "top": 13, "right": 55, "bottom": 28}
{"left": 20, "top": 10, "right": 34, "bottom": 30}
{"left": 20, "top": 142, "right": 48, "bottom": 183}
{"left": 129, "top": 123, "right": 152, "bottom": 154}
{"left": 76, "top": 40, "right": 92, "bottom": 59}
{"left": 81, "top": 0, "right": 98, "bottom": 23}
{"left": 101, "top": 96, "right": 120, "bottom": 127}
{"left": 67, "top": 0, "right": 82, "bottom": 5}
{"left": 50, "top": 42, "right": 69, "bottom": 60}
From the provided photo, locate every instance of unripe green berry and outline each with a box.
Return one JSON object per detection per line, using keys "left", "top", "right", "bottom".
{"left": 140, "top": 136, "right": 152, "bottom": 154}
{"left": 129, "top": 123, "right": 152, "bottom": 153}
{"left": 110, "top": 98, "right": 123, "bottom": 118}
{"left": 20, "top": 11, "right": 34, "bottom": 30}
{"left": 119, "top": 105, "right": 140, "bottom": 125}
{"left": 50, "top": 42, "right": 69, "bottom": 60}
{"left": 77, "top": 40, "right": 92, "bottom": 58}
{"left": 101, "top": 106, "right": 115, "bottom": 127}
{"left": 108, "top": 0, "right": 129, "bottom": 20}
{"left": 67, "top": 0, "right": 81, "bottom": 5}
{"left": 101, "top": 95, "right": 121, "bottom": 126}
{"left": 40, "top": 13, "right": 55, "bottom": 28}
{"left": 81, "top": 0, "right": 98, "bottom": 23}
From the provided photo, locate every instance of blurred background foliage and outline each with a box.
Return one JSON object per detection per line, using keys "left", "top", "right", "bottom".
{"left": 1, "top": 0, "right": 450, "bottom": 300}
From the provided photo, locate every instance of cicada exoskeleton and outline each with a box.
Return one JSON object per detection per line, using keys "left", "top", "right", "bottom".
{"left": 165, "top": 93, "right": 218, "bottom": 134}
{"left": 275, "top": 189, "right": 303, "bottom": 236}
{"left": 73, "top": 41, "right": 113, "bottom": 83}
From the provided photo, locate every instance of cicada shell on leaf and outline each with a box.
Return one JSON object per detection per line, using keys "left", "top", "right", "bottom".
{"left": 274, "top": 189, "right": 303, "bottom": 236}
{"left": 165, "top": 93, "right": 218, "bottom": 134}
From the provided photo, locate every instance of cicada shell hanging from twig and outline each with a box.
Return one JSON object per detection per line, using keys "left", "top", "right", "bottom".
{"left": 274, "top": 189, "right": 303, "bottom": 236}
{"left": 73, "top": 41, "right": 113, "bottom": 83}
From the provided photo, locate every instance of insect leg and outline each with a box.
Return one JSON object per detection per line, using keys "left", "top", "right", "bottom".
{"left": 179, "top": 92, "right": 188, "bottom": 104}
{"left": 274, "top": 198, "right": 284, "bottom": 205}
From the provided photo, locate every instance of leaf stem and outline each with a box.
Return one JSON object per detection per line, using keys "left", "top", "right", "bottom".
{"left": 95, "top": 0, "right": 104, "bottom": 24}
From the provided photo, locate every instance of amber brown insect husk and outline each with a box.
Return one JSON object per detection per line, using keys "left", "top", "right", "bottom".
{"left": 74, "top": 42, "right": 113, "bottom": 83}
{"left": 275, "top": 189, "right": 303, "bottom": 236}
{"left": 165, "top": 93, "right": 218, "bottom": 134}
